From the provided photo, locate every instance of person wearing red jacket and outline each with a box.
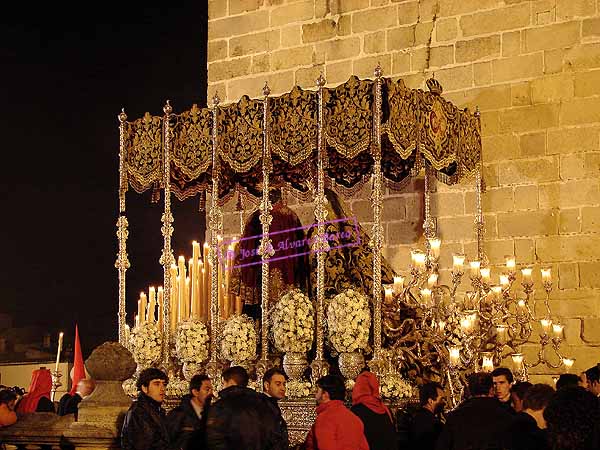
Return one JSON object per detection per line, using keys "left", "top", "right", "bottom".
{"left": 0, "top": 389, "right": 18, "bottom": 427}
{"left": 305, "top": 375, "right": 369, "bottom": 450}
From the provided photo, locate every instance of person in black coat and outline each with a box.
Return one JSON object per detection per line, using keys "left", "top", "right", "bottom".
{"left": 205, "top": 366, "right": 285, "bottom": 450}
{"left": 349, "top": 371, "right": 397, "bottom": 450}
{"left": 409, "top": 381, "right": 446, "bottom": 450}
{"left": 436, "top": 372, "right": 513, "bottom": 450}
{"left": 260, "top": 368, "right": 289, "bottom": 449}
{"left": 507, "top": 383, "right": 554, "bottom": 450}
{"left": 121, "top": 368, "right": 178, "bottom": 450}
{"left": 167, "top": 374, "right": 213, "bottom": 450}
{"left": 58, "top": 379, "right": 95, "bottom": 417}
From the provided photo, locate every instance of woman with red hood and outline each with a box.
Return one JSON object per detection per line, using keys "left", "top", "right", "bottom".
{"left": 16, "top": 368, "right": 55, "bottom": 415}
{"left": 351, "top": 371, "right": 397, "bottom": 450}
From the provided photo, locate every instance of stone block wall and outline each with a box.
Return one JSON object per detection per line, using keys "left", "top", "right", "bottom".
{"left": 208, "top": 0, "right": 600, "bottom": 378}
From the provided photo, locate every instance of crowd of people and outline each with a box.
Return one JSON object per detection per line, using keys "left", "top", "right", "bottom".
{"left": 0, "top": 367, "right": 96, "bottom": 429}
{"left": 3, "top": 362, "right": 600, "bottom": 449}
{"left": 121, "top": 363, "right": 600, "bottom": 450}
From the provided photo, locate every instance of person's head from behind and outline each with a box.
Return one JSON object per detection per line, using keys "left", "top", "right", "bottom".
{"left": 491, "top": 367, "right": 513, "bottom": 402}
{"left": 510, "top": 381, "right": 533, "bottom": 412}
{"left": 190, "top": 374, "right": 213, "bottom": 406}
{"left": 221, "top": 366, "right": 249, "bottom": 389}
{"left": 76, "top": 379, "right": 96, "bottom": 397}
{"left": 263, "top": 368, "right": 287, "bottom": 400}
{"left": 0, "top": 389, "right": 17, "bottom": 411}
{"left": 467, "top": 372, "right": 493, "bottom": 398}
{"left": 419, "top": 381, "right": 445, "bottom": 414}
{"left": 579, "top": 371, "right": 588, "bottom": 389}
{"left": 522, "top": 383, "right": 555, "bottom": 428}
{"left": 556, "top": 374, "right": 580, "bottom": 391}
{"left": 584, "top": 365, "right": 600, "bottom": 395}
{"left": 544, "top": 386, "right": 599, "bottom": 450}
{"left": 315, "top": 375, "right": 345, "bottom": 405}
{"left": 136, "top": 368, "right": 168, "bottom": 404}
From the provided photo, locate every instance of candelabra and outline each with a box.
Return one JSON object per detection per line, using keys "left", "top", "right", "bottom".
{"left": 389, "top": 242, "right": 573, "bottom": 407}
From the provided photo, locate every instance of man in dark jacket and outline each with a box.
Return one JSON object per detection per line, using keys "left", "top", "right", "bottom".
{"left": 261, "top": 368, "right": 289, "bottom": 449}
{"left": 436, "top": 372, "right": 512, "bottom": 450}
{"left": 206, "top": 366, "right": 285, "bottom": 450}
{"left": 167, "top": 374, "right": 213, "bottom": 450}
{"left": 121, "top": 367, "right": 178, "bottom": 450}
{"left": 58, "top": 379, "right": 95, "bottom": 417}
{"left": 410, "top": 381, "right": 445, "bottom": 450}
{"left": 507, "top": 383, "right": 554, "bottom": 450}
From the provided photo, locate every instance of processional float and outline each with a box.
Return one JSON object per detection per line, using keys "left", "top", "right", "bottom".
{"left": 115, "top": 66, "right": 571, "bottom": 427}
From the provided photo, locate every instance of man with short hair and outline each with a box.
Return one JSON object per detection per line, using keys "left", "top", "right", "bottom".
{"left": 206, "top": 366, "right": 285, "bottom": 450}
{"left": 121, "top": 367, "right": 177, "bottom": 450}
{"left": 555, "top": 373, "right": 580, "bottom": 390}
{"left": 585, "top": 365, "right": 600, "bottom": 396}
{"left": 262, "top": 368, "right": 289, "bottom": 449}
{"left": 508, "top": 383, "right": 554, "bottom": 450}
{"left": 305, "top": 375, "right": 369, "bottom": 450}
{"left": 58, "top": 378, "right": 96, "bottom": 417}
{"left": 510, "top": 381, "right": 533, "bottom": 413}
{"left": 409, "top": 381, "right": 445, "bottom": 450}
{"left": 492, "top": 367, "right": 515, "bottom": 414}
{"left": 436, "top": 372, "right": 513, "bottom": 450}
{"left": 167, "top": 374, "right": 213, "bottom": 450}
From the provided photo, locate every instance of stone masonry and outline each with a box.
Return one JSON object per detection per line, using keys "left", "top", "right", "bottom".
{"left": 207, "top": 0, "right": 600, "bottom": 380}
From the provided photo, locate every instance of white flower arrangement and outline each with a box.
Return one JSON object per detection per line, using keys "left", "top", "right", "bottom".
{"left": 286, "top": 380, "right": 313, "bottom": 398}
{"left": 220, "top": 314, "right": 257, "bottom": 363}
{"left": 129, "top": 322, "right": 162, "bottom": 367}
{"left": 166, "top": 378, "right": 189, "bottom": 398}
{"left": 379, "top": 373, "right": 415, "bottom": 400}
{"left": 175, "top": 319, "right": 210, "bottom": 363}
{"left": 327, "top": 289, "right": 371, "bottom": 353}
{"left": 272, "top": 289, "right": 315, "bottom": 353}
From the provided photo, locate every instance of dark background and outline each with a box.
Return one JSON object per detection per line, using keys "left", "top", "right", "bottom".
{"left": 0, "top": 3, "right": 209, "bottom": 357}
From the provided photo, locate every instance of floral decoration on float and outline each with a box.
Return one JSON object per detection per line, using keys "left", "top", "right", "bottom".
{"left": 129, "top": 322, "right": 163, "bottom": 368}
{"left": 220, "top": 314, "right": 258, "bottom": 365}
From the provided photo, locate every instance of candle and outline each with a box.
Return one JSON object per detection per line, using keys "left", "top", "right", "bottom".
{"left": 496, "top": 325, "right": 508, "bottom": 344}
{"left": 505, "top": 255, "right": 516, "bottom": 273}
{"left": 449, "top": 346, "right": 461, "bottom": 366}
{"left": 170, "top": 264, "right": 179, "bottom": 331}
{"left": 200, "top": 266, "right": 206, "bottom": 320}
{"left": 148, "top": 287, "right": 156, "bottom": 323}
{"left": 192, "top": 242, "right": 200, "bottom": 319}
{"left": 552, "top": 323, "right": 564, "bottom": 339}
{"left": 427, "top": 273, "right": 438, "bottom": 288}
{"left": 139, "top": 292, "right": 147, "bottom": 324}
{"left": 452, "top": 253, "right": 465, "bottom": 273}
{"left": 411, "top": 249, "right": 426, "bottom": 270}
{"left": 157, "top": 287, "right": 164, "bottom": 329}
{"left": 135, "top": 313, "right": 140, "bottom": 328}
{"left": 185, "top": 277, "right": 190, "bottom": 320}
{"left": 541, "top": 267, "right": 552, "bottom": 284}
{"left": 480, "top": 267, "right": 491, "bottom": 283}
{"left": 393, "top": 276, "right": 404, "bottom": 294}
{"left": 429, "top": 238, "right": 441, "bottom": 259}
{"left": 54, "top": 332, "right": 64, "bottom": 372}
{"left": 470, "top": 260, "right": 481, "bottom": 278}
{"left": 482, "top": 353, "right": 494, "bottom": 372}
{"left": 521, "top": 267, "right": 533, "bottom": 284}
{"left": 540, "top": 318, "right": 553, "bottom": 336}
{"left": 490, "top": 285, "right": 502, "bottom": 302}
{"left": 384, "top": 286, "right": 393, "bottom": 304}
{"left": 562, "top": 358, "right": 575, "bottom": 372}
{"left": 420, "top": 288, "right": 432, "bottom": 307}
{"left": 499, "top": 274, "right": 509, "bottom": 287}
{"left": 438, "top": 320, "right": 446, "bottom": 332}
{"left": 178, "top": 256, "right": 187, "bottom": 321}
{"left": 511, "top": 353, "right": 524, "bottom": 371}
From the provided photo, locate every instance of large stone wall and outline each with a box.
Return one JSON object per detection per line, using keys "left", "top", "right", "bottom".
{"left": 207, "top": 0, "right": 600, "bottom": 378}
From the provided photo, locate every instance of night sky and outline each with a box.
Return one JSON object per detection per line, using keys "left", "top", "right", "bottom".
{"left": 1, "top": 3, "right": 209, "bottom": 356}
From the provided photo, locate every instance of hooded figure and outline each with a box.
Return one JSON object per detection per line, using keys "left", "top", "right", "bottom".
{"left": 16, "top": 368, "right": 55, "bottom": 415}
{"left": 350, "top": 371, "right": 397, "bottom": 450}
